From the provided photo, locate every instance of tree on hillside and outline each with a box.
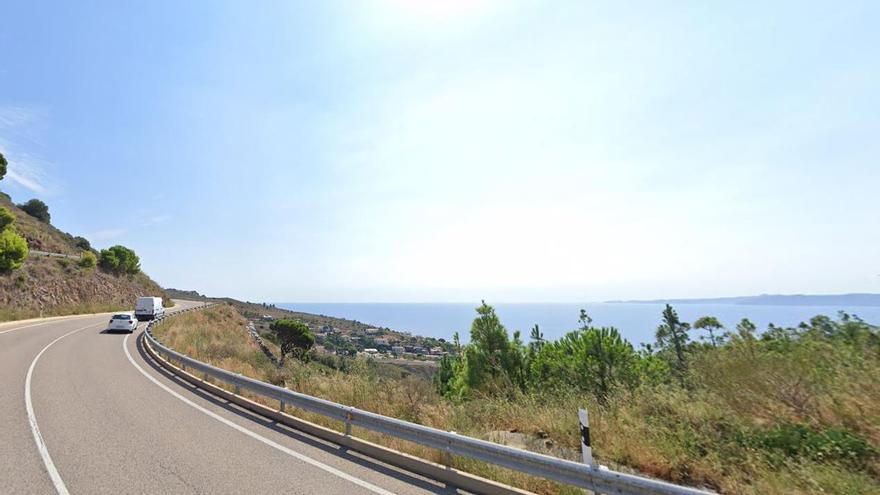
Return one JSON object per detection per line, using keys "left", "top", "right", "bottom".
{"left": 656, "top": 304, "right": 690, "bottom": 377}
{"left": 98, "top": 245, "right": 140, "bottom": 274}
{"left": 441, "top": 302, "right": 528, "bottom": 399}
{"left": 0, "top": 152, "right": 7, "bottom": 181}
{"left": 528, "top": 324, "right": 545, "bottom": 354}
{"left": 531, "top": 313, "right": 638, "bottom": 404}
{"left": 73, "top": 236, "right": 92, "bottom": 252}
{"left": 694, "top": 316, "right": 724, "bottom": 347}
{"left": 0, "top": 207, "right": 28, "bottom": 272}
{"left": 270, "top": 319, "right": 315, "bottom": 365}
{"left": 19, "top": 199, "right": 51, "bottom": 223}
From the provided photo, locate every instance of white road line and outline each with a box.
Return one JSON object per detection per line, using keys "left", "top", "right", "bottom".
{"left": 25, "top": 323, "right": 102, "bottom": 495}
{"left": 123, "top": 333, "right": 396, "bottom": 495}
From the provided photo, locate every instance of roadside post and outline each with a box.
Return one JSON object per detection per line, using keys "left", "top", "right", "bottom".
{"left": 580, "top": 408, "right": 610, "bottom": 494}
{"left": 579, "top": 408, "right": 592, "bottom": 466}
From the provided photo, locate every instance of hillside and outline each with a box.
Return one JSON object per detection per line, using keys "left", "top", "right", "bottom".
{"left": 0, "top": 192, "right": 168, "bottom": 321}
{"left": 165, "top": 288, "right": 453, "bottom": 360}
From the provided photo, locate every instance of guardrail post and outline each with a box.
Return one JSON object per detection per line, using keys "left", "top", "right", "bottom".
{"left": 345, "top": 409, "right": 353, "bottom": 437}
{"left": 444, "top": 431, "right": 455, "bottom": 469}
{"left": 280, "top": 400, "right": 285, "bottom": 413}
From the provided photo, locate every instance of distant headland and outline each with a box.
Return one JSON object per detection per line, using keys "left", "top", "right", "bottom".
{"left": 607, "top": 293, "right": 880, "bottom": 306}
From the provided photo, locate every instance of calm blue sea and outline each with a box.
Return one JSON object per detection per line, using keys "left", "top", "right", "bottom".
{"left": 276, "top": 302, "right": 880, "bottom": 346}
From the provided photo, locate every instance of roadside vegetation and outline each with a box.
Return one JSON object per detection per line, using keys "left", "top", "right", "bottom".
{"left": 0, "top": 152, "right": 168, "bottom": 320}
{"left": 153, "top": 303, "right": 879, "bottom": 494}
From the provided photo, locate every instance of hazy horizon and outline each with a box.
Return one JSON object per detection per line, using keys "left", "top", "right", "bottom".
{"left": 2, "top": 1, "right": 878, "bottom": 302}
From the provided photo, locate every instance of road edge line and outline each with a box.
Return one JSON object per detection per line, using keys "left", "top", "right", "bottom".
{"left": 123, "top": 332, "right": 397, "bottom": 495}
{"left": 25, "top": 323, "right": 102, "bottom": 495}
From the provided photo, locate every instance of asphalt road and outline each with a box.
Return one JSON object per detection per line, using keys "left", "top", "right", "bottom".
{"left": 0, "top": 301, "right": 459, "bottom": 494}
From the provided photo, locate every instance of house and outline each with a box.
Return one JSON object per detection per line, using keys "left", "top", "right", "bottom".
{"left": 365, "top": 328, "right": 381, "bottom": 335}
{"left": 363, "top": 348, "right": 379, "bottom": 355}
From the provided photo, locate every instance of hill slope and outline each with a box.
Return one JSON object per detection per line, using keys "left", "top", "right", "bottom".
{"left": 0, "top": 193, "right": 168, "bottom": 321}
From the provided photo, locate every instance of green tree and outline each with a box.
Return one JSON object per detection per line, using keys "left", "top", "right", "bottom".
{"left": 0, "top": 152, "right": 6, "bottom": 181}
{"left": 433, "top": 355, "right": 455, "bottom": 396}
{"left": 270, "top": 319, "right": 315, "bottom": 365}
{"left": 0, "top": 228, "right": 29, "bottom": 271}
{"left": 446, "top": 302, "right": 527, "bottom": 398}
{"left": 694, "top": 316, "right": 724, "bottom": 347}
{"left": 78, "top": 250, "right": 97, "bottom": 269}
{"left": 19, "top": 199, "right": 50, "bottom": 223}
{"left": 531, "top": 316, "right": 639, "bottom": 404}
{"left": 98, "top": 245, "right": 140, "bottom": 274}
{"left": 73, "top": 236, "right": 92, "bottom": 251}
{"left": 655, "top": 304, "right": 690, "bottom": 376}
{"left": 528, "top": 324, "right": 545, "bottom": 354}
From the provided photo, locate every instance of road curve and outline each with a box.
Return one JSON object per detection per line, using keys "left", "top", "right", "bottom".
{"left": 1, "top": 301, "right": 458, "bottom": 494}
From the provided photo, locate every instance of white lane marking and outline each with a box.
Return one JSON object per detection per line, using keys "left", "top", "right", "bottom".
{"left": 0, "top": 315, "right": 93, "bottom": 335}
{"left": 26, "top": 323, "right": 102, "bottom": 495}
{"left": 123, "top": 334, "right": 396, "bottom": 495}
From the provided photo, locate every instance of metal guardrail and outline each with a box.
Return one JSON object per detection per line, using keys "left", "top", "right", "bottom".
{"left": 30, "top": 249, "right": 81, "bottom": 260}
{"left": 144, "top": 307, "right": 713, "bottom": 495}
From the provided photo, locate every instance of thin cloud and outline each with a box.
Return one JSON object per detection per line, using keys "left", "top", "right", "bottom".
{"left": 5, "top": 168, "right": 47, "bottom": 194}
{"left": 140, "top": 215, "right": 169, "bottom": 227}
{"left": 0, "top": 105, "right": 54, "bottom": 195}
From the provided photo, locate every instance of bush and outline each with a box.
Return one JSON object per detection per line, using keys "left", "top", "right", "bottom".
{"left": 0, "top": 228, "right": 29, "bottom": 271}
{"left": 18, "top": 199, "right": 50, "bottom": 223}
{"left": 0, "top": 207, "right": 15, "bottom": 231}
{"left": 0, "top": 152, "right": 6, "bottom": 181}
{"left": 98, "top": 245, "right": 140, "bottom": 274}
{"left": 78, "top": 251, "right": 97, "bottom": 269}
{"left": 750, "top": 423, "right": 877, "bottom": 467}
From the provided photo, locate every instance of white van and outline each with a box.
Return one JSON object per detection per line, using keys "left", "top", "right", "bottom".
{"left": 135, "top": 296, "right": 165, "bottom": 321}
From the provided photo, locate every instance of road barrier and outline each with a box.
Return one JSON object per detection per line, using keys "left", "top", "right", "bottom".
{"left": 30, "top": 250, "right": 81, "bottom": 260}
{"left": 144, "top": 307, "right": 713, "bottom": 495}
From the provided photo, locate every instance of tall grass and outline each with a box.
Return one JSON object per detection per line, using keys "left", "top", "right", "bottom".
{"left": 152, "top": 305, "right": 879, "bottom": 494}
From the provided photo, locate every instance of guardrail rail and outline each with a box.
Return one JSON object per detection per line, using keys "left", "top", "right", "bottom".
{"left": 143, "top": 306, "right": 713, "bottom": 495}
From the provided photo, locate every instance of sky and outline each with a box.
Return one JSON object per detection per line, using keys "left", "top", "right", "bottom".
{"left": 0, "top": 1, "right": 878, "bottom": 303}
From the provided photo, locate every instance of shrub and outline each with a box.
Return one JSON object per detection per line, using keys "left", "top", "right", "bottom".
{"left": 750, "top": 423, "right": 877, "bottom": 467}
{"left": 0, "top": 206, "right": 15, "bottom": 231}
{"left": 0, "top": 152, "right": 6, "bottom": 181}
{"left": 98, "top": 245, "right": 140, "bottom": 274}
{"left": 78, "top": 251, "right": 97, "bottom": 269}
{"left": 18, "top": 199, "right": 50, "bottom": 223}
{"left": 0, "top": 228, "right": 29, "bottom": 271}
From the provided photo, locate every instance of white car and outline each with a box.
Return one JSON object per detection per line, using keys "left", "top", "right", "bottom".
{"left": 108, "top": 313, "right": 138, "bottom": 333}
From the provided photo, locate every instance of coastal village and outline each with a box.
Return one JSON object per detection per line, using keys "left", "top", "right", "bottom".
{"left": 251, "top": 313, "right": 454, "bottom": 361}
{"left": 166, "top": 292, "right": 459, "bottom": 363}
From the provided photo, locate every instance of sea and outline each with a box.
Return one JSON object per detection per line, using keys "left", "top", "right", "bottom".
{"left": 276, "top": 302, "right": 880, "bottom": 346}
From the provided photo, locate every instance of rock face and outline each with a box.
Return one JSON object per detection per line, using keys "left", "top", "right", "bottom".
{"left": 0, "top": 255, "right": 168, "bottom": 319}
{"left": 0, "top": 194, "right": 167, "bottom": 319}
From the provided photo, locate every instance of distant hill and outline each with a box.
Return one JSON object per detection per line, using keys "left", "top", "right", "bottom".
{"left": 608, "top": 293, "right": 880, "bottom": 307}
{"left": 0, "top": 192, "right": 168, "bottom": 321}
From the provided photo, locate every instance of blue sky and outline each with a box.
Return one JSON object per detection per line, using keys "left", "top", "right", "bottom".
{"left": 1, "top": 1, "right": 878, "bottom": 302}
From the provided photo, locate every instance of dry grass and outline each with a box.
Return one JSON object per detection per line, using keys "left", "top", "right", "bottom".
{"left": 152, "top": 305, "right": 880, "bottom": 495}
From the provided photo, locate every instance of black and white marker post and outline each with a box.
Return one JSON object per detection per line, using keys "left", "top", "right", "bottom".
{"left": 579, "top": 408, "right": 592, "bottom": 466}
{"left": 580, "top": 407, "right": 610, "bottom": 494}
